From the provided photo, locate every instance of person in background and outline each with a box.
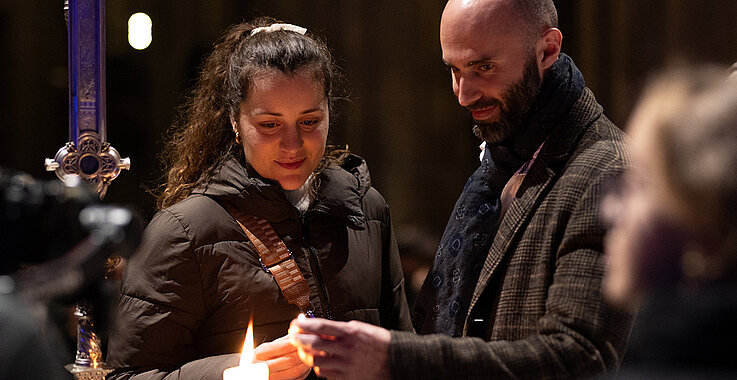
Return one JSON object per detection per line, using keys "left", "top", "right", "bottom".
{"left": 107, "top": 16, "right": 412, "bottom": 380}
{"left": 395, "top": 225, "right": 437, "bottom": 308}
{"left": 603, "top": 65, "right": 737, "bottom": 377}
{"left": 289, "top": 0, "right": 633, "bottom": 378}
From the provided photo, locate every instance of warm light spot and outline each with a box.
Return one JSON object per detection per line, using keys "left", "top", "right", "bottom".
{"left": 289, "top": 313, "right": 313, "bottom": 366}
{"left": 89, "top": 340, "right": 99, "bottom": 368}
{"left": 128, "top": 12, "right": 152, "bottom": 50}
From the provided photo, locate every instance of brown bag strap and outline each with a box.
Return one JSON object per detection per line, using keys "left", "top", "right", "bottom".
{"left": 226, "top": 204, "right": 314, "bottom": 314}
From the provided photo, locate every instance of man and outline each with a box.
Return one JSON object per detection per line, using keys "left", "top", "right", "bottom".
{"left": 291, "top": 0, "right": 633, "bottom": 378}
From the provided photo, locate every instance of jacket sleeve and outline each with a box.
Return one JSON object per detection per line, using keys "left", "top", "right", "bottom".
{"left": 388, "top": 169, "right": 633, "bottom": 379}
{"left": 106, "top": 210, "right": 236, "bottom": 380}
{"left": 379, "top": 203, "right": 414, "bottom": 332}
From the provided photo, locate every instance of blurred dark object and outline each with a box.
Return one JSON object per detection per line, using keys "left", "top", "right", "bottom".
{"left": 0, "top": 167, "right": 141, "bottom": 295}
{"left": 617, "top": 287, "right": 737, "bottom": 379}
{"left": 11, "top": 197, "right": 142, "bottom": 303}
{"left": 0, "top": 168, "right": 142, "bottom": 379}
{"left": 0, "top": 168, "right": 95, "bottom": 276}
{"left": 0, "top": 291, "right": 70, "bottom": 379}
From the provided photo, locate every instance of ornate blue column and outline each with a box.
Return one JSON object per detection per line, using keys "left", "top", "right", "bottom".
{"left": 45, "top": 0, "right": 130, "bottom": 198}
{"left": 65, "top": 303, "right": 113, "bottom": 379}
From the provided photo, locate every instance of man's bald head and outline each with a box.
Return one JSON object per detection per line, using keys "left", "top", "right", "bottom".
{"left": 442, "top": 0, "right": 558, "bottom": 46}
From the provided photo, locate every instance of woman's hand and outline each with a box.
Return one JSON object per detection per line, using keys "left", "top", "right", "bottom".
{"left": 254, "top": 335, "right": 311, "bottom": 380}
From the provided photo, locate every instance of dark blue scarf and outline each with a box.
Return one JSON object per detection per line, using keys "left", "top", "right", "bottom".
{"left": 413, "top": 54, "right": 585, "bottom": 336}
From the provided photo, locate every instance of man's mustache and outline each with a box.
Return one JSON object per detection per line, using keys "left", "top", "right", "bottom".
{"left": 466, "top": 97, "right": 502, "bottom": 112}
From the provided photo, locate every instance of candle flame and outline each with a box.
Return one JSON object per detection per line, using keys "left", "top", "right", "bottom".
{"left": 239, "top": 318, "right": 256, "bottom": 366}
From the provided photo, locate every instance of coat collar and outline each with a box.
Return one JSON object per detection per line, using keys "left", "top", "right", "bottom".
{"left": 493, "top": 53, "right": 586, "bottom": 162}
{"left": 191, "top": 152, "right": 367, "bottom": 228}
{"left": 483, "top": 54, "right": 587, "bottom": 185}
{"left": 538, "top": 88, "right": 603, "bottom": 168}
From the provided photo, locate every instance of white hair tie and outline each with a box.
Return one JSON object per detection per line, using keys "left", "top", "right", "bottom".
{"left": 250, "top": 23, "right": 307, "bottom": 36}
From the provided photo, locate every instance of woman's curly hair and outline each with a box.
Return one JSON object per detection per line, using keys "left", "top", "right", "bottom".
{"left": 156, "top": 17, "right": 347, "bottom": 210}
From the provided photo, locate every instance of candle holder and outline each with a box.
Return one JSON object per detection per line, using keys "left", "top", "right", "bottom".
{"left": 65, "top": 303, "right": 114, "bottom": 380}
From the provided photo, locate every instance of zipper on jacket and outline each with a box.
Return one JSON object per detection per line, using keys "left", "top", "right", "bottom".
{"left": 300, "top": 214, "right": 333, "bottom": 320}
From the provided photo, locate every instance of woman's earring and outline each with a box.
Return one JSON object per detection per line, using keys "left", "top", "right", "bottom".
{"left": 231, "top": 116, "right": 241, "bottom": 145}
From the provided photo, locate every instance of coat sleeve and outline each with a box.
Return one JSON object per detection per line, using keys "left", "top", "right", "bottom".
{"left": 388, "top": 168, "right": 634, "bottom": 379}
{"left": 106, "top": 210, "right": 236, "bottom": 380}
{"left": 379, "top": 203, "right": 414, "bottom": 332}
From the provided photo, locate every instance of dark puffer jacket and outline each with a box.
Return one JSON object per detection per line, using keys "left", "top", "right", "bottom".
{"left": 107, "top": 153, "right": 412, "bottom": 379}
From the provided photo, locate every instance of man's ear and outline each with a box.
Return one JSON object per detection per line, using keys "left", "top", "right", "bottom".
{"left": 537, "top": 28, "right": 562, "bottom": 73}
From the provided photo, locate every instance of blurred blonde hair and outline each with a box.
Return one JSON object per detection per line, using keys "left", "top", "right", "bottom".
{"left": 628, "top": 65, "right": 737, "bottom": 277}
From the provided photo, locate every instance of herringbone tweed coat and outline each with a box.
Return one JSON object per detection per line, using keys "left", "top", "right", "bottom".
{"left": 390, "top": 88, "right": 633, "bottom": 379}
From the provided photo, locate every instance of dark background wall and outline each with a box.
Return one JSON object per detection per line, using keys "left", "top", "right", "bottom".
{"left": 1, "top": 1, "right": 737, "bottom": 249}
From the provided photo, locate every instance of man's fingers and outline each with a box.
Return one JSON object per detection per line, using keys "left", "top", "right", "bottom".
{"left": 312, "top": 351, "right": 341, "bottom": 368}
{"left": 312, "top": 353, "right": 345, "bottom": 379}
{"left": 314, "top": 365, "right": 343, "bottom": 379}
{"left": 290, "top": 317, "right": 391, "bottom": 380}
{"left": 293, "top": 317, "right": 351, "bottom": 337}
{"left": 293, "top": 332, "right": 347, "bottom": 358}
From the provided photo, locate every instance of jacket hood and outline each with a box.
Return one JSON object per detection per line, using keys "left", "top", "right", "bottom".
{"left": 191, "top": 152, "right": 368, "bottom": 229}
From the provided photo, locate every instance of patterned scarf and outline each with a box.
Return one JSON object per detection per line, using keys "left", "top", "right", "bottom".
{"left": 413, "top": 54, "right": 585, "bottom": 336}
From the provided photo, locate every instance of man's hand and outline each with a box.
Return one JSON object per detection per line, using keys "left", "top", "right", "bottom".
{"left": 290, "top": 318, "right": 391, "bottom": 380}
{"left": 254, "top": 335, "right": 311, "bottom": 380}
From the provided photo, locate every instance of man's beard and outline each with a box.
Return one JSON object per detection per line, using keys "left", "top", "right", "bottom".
{"left": 470, "top": 57, "right": 542, "bottom": 143}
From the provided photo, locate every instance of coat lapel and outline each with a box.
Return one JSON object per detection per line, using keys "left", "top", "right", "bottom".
{"left": 465, "top": 160, "right": 555, "bottom": 321}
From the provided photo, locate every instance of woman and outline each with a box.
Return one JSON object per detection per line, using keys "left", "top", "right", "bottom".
{"left": 603, "top": 65, "right": 737, "bottom": 376}
{"left": 107, "top": 17, "right": 412, "bottom": 379}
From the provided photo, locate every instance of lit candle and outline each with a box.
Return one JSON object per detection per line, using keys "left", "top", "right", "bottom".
{"left": 223, "top": 319, "right": 269, "bottom": 380}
